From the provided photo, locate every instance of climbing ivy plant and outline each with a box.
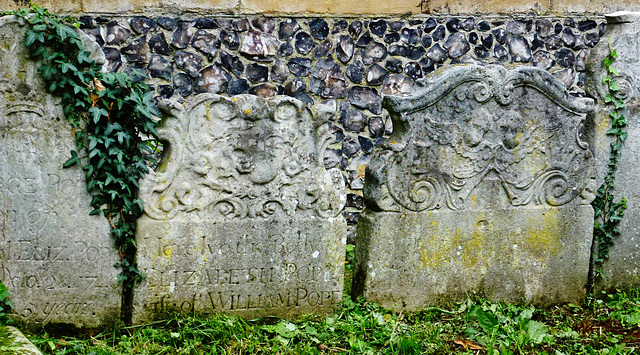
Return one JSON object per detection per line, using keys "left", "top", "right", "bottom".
{"left": 592, "top": 47, "right": 628, "bottom": 283}
{"left": 6, "top": 4, "right": 159, "bottom": 321}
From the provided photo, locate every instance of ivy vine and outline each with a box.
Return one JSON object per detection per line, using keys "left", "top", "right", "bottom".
{"left": 6, "top": 4, "right": 159, "bottom": 322}
{"left": 592, "top": 47, "right": 628, "bottom": 284}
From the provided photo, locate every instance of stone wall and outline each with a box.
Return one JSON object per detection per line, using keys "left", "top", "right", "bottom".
{"left": 1, "top": 0, "right": 640, "bottom": 15}
{"left": 1, "top": 0, "right": 640, "bottom": 328}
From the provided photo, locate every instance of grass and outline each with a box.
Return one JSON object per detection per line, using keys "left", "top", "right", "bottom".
{"left": 23, "top": 288, "right": 640, "bottom": 355}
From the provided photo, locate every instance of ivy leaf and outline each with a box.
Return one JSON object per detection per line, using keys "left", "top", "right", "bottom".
{"left": 63, "top": 150, "right": 81, "bottom": 168}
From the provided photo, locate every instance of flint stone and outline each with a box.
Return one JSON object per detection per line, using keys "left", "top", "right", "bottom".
{"left": 194, "top": 18, "right": 218, "bottom": 30}
{"left": 462, "top": 18, "right": 475, "bottom": 32}
{"left": 423, "top": 18, "right": 437, "bottom": 33}
{"left": 342, "top": 108, "right": 367, "bottom": 132}
{"left": 149, "top": 33, "right": 172, "bottom": 55}
{"left": 309, "top": 19, "right": 330, "bottom": 40}
{"left": 121, "top": 36, "right": 149, "bottom": 63}
{"left": 427, "top": 44, "right": 448, "bottom": 63}
{"left": 348, "top": 86, "right": 383, "bottom": 114}
{"left": 296, "top": 93, "right": 315, "bottom": 106}
{"left": 432, "top": 25, "right": 445, "bottom": 41}
{"left": 106, "top": 21, "right": 129, "bottom": 45}
{"left": 400, "top": 28, "right": 421, "bottom": 46}
{"left": 228, "top": 78, "right": 250, "bottom": 96}
{"left": 353, "top": 65, "right": 596, "bottom": 308}
{"left": 251, "top": 17, "right": 276, "bottom": 33}
{"left": 271, "top": 59, "right": 289, "bottom": 83}
{"left": 130, "top": 17, "right": 157, "bottom": 35}
{"left": 196, "top": 64, "right": 231, "bottom": 93}
{"left": 310, "top": 58, "right": 348, "bottom": 99}
{"left": 278, "top": 42, "right": 294, "bottom": 57}
{"left": 385, "top": 32, "right": 400, "bottom": 44}
{"left": 349, "top": 20, "right": 363, "bottom": 38}
{"left": 370, "top": 20, "right": 387, "bottom": 37}
{"left": 173, "top": 73, "right": 194, "bottom": 96}
{"left": 346, "top": 60, "right": 365, "bottom": 84}
{"left": 535, "top": 19, "right": 553, "bottom": 37}
{"left": 172, "top": 22, "right": 193, "bottom": 49}
{"left": 103, "top": 47, "right": 122, "bottom": 72}
{"left": 288, "top": 57, "right": 312, "bottom": 77}
{"left": 381, "top": 73, "right": 414, "bottom": 95}
{"left": 278, "top": 19, "right": 299, "bottom": 40}
{"left": 221, "top": 29, "right": 240, "bottom": 50}
{"left": 477, "top": 21, "right": 491, "bottom": 32}
{"left": 314, "top": 40, "right": 333, "bottom": 58}
{"left": 0, "top": 19, "right": 119, "bottom": 329}
{"left": 295, "top": 32, "right": 315, "bottom": 55}
{"left": 342, "top": 136, "right": 360, "bottom": 157}
{"left": 385, "top": 58, "right": 403, "bottom": 73}
{"left": 174, "top": 50, "right": 203, "bottom": 77}
{"left": 220, "top": 51, "right": 244, "bottom": 77}
{"left": 494, "top": 45, "right": 508, "bottom": 62}
{"left": 532, "top": 50, "right": 554, "bottom": 70}
{"left": 366, "top": 64, "right": 388, "bottom": 85}
{"left": 446, "top": 18, "right": 461, "bottom": 33}
{"left": 249, "top": 83, "right": 283, "bottom": 97}
{"left": 133, "top": 95, "right": 346, "bottom": 322}
{"left": 149, "top": 55, "right": 173, "bottom": 80}
{"left": 404, "top": 62, "right": 422, "bottom": 80}
{"left": 368, "top": 116, "right": 385, "bottom": 137}
{"left": 285, "top": 78, "right": 307, "bottom": 96}
{"left": 337, "top": 35, "right": 355, "bottom": 63}
{"left": 331, "top": 20, "right": 347, "bottom": 34}
{"left": 158, "top": 17, "right": 177, "bottom": 30}
{"left": 507, "top": 35, "right": 531, "bottom": 62}
{"left": 444, "top": 32, "right": 470, "bottom": 58}
{"left": 191, "top": 30, "right": 221, "bottom": 58}
{"left": 480, "top": 33, "right": 493, "bottom": 49}
{"left": 246, "top": 63, "right": 269, "bottom": 83}
{"left": 240, "top": 30, "right": 279, "bottom": 61}
{"left": 81, "top": 27, "right": 104, "bottom": 47}
{"left": 356, "top": 31, "right": 373, "bottom": 47}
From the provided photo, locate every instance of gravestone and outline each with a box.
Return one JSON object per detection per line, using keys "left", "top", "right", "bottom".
{"left": 0, "top": 17, "right": 120, "bottom": 328}
{"left": 352, "top": 65, "right": 596, "bottom": 309}
{"left": 132, "top": 94, "right": 346, "bottom": 323}
{"left": 586, "top": 12, "right": 640, "bottom": 292}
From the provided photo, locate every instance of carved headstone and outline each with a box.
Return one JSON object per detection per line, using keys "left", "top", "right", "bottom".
{"left": 0, "top": 17, "right": 120, "bottom": 328}
{"left": 586, "top": 12, "right": 640, "bottom": 292}
{"left": 353, "top": 65, "right": 596, "bottom": 308}
{"left": 132, "top": 94, "right": 346, "bottom": 323}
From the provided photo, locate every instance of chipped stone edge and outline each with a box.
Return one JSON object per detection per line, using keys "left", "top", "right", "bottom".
{"left": 605, "top": 11, "right": 640, "bottom": 24}
{"left": 1, "top": 326, "right": 43, "bottom": 355}
{"left": 0, "top": 14, "right": 105, "bottom": 66}
{"left": 383, "top": 65, "right": 594, "bottom": 115}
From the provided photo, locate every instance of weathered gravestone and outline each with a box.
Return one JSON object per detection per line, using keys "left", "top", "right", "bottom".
{"left": 132, "top": 94, "right": 346, "bottom": 323}
{"left": 0, "top": 17, "right": 120, "bottom": 328}
{"left": 352, "top": 65, "right": 596, "bottom": 308}
{"left": 586, "top": 12, "right": 640, "bottom": 292}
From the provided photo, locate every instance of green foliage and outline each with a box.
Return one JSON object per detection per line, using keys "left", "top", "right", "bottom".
{"left": 9, "top": 4, "right": 159, "bottom": 295}
{"left": 592, "top": 47, "right": 628, "bottom": 283}
{"left": 0, "top": 280, "right": 13, "bottom": 325}
{"left": 28, "top": 292, "right": 640, "bottom": 354}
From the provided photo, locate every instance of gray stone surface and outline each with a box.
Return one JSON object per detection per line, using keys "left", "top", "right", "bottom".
{"left": 133, "top": 94, "right": 346, "bottom": 323}
{"left": 1, "top": 326, "right": 43, "bottom": 354}
{"left": 585, "top": 12, "right": 640, "bottom": 292}
{"left": 0, "top": 18, "right": 120, "bottom": 329}
{"left": 353, "top": 65, "right": 596, "bottom": 308}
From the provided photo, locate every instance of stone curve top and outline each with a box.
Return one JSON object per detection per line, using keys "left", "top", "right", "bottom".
{"left": 139, "top": 93, "right": 346, "bottom": 221}
{"left": 382, "top": 65, "right": 594, "bottom": 116}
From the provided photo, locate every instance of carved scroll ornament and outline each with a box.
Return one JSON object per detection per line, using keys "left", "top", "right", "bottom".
{"left": 365, "top": 65, "right": 596, "bottom": 212}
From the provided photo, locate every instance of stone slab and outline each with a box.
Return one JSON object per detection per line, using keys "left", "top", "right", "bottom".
{"left": 585, "top": 12, "right": 640, "bottom": 292}
{"left": 0, "top": 326, "right": 43, "bottom": 355}
{"left": 0, "top": 18, "right": 120, "bottom": 329}
{"left": 354, "top": 65, "right": 596, "bottom": 307}
{"left": 132, "top": 94, "right": 346, "bottom": 323}
{"left": 353, "top": 206, "right": 593, "bottom": 309}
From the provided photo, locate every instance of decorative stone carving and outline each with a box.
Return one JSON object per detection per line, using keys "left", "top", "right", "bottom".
{"left": 585, "top": 11, "right": 640, "bottom": 292}
{"left": 353, "top": 65, "right": 596, "bottom": 308}
{"left": 133, "top": 94, "right": 346, "bottom": 323}
{"left": 0, "top": 17, "right": 120, "bottom": 329}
